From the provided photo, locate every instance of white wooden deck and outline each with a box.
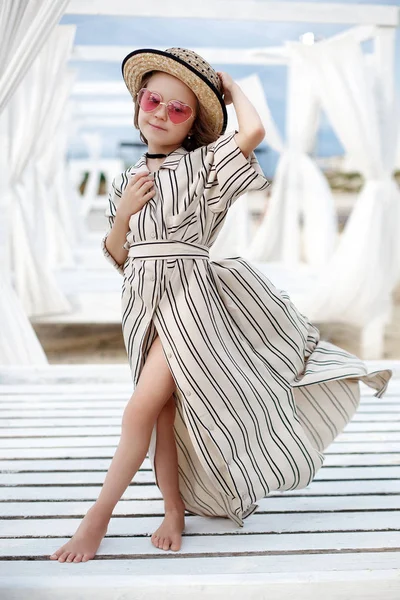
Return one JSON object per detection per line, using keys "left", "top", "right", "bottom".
{"left": 1, "top": 362, "right": 400, "bottom": 599}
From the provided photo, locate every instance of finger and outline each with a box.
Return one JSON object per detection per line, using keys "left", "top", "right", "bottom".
{"left": 132, "top": 175, "right": 154, "bottom": 191}
{"left": 132, "top": 170, "right": 150, "bottom": 179}
{"left": 129, "top": 171, "right": 151, "bottom": 185}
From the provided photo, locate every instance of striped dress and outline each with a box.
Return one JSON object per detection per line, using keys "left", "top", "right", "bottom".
{"left": 102, "top": 129, "right": 392, "bottom": 527}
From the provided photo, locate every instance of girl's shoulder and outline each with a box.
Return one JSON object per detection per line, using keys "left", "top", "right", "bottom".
{"left": 193, "top": 129, "right": 238, "bottom": 156}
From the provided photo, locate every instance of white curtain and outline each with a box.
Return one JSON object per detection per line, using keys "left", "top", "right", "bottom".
{"left": 7, "top": 25, "right": 75, "bottom": 317}
{"left": 244, "top": 47, "right": 337, "bottom": 267}
{"left": 0, "top": 0, "right": 70, "bottom": 113}
{"left": 294, "top": 37, "right": 400, "bottom": 329}
{"left": 0, "top": 0, "right": 70, "bottom": 365}
{"left": 34, "top": 69, "right": 77, "bottom": 270}
{"left": 0, "top": 276, "right": 48, "bottom": 365}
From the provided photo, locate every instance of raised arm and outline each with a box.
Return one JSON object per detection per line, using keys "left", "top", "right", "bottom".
{"left": 217, "top": 71, "right": 265, "bottom": 158}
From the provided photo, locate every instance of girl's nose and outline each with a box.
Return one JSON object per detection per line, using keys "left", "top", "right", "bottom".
{"left": 154, "top": 102, "right": 168, "bottom": 119}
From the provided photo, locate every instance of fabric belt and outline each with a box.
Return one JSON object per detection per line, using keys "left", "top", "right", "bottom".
{"left": 127, "top": 240, "right": 210, "bottom": 260}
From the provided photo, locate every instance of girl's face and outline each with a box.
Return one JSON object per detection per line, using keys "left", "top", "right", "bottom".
{"left": 138, "top": 71, "right": 197, "bottom": 151}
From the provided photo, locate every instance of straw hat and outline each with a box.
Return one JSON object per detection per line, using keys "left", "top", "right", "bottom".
{"left": 121, "top": 47, "right": 228, "bottom": 136}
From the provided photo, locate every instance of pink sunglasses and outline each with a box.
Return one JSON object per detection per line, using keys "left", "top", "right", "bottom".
{"left": 137, "top": 88, "right": 194, "bottom": 125}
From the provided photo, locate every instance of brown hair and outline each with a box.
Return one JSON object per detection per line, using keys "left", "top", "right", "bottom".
{"left": 133, "top": 71, "right": 219, "bottom": 151}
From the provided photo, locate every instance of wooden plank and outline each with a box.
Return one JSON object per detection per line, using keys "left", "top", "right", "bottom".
{"left": 2, "top": 495, "right": 400, "bottom": 518}
{"left": 2, "top": 415, "right": 400, "bottom": 428}
{"left": 0, "top": 559, "right": 399, "bottom": 600}
{"left": 0, "top": 552, "right": 399, "bottom": 575}
{"left": 3, "top": 362, "right": 398, "bottom": 382}
{"left": 1, "top": 404, "right": 399, "bottom": 418}
{"left": 0, "top": 568, "right": 399, "bottom": 600}
{"left": 4, "top": 395, "right": 396, "bottom": 406}
{"left": 64, "top": 0, "right": 400, "bottom": 26}
{"left": 1, "top": 432, "right": 399, "bottom": 449}
{"left": 2, "top": 423, "right": 400, "bottom": 438}
{"left": 1, "top": 395, "right": 400, "bottom": 406}
{"left": 1, "top": 465, "right": 400, "bottom": 486}
{"left": 1, "top": 480, "right": 400, "bottom": 501}
{"left": 0, "top": 382, "right": 381, "bottom": 399}
{"left": 2, "top": 511, "right": 400, "bottom": 539}
{"left": 0, "top": 384, "right": 381, "bottom": 397}
{"left": 2, "top": 531, "right": 400, "bottom": 558}
{"left": 2, "top": 454, "right": 400, "bottom": 472}
{"left": 4, "top": 420, "right": 400, "bottom": 432}
{"left": 1, "top": 443, "right": 400, "bottom": 460}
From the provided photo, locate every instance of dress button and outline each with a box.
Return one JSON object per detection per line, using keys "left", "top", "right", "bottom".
{"left": 208, "top": 423, "right": 214, "bottom": 431}
{"left": 187, "top": 390, "right": 191, "bottom": 396}
{"left": 151, "top": 232, "right": 156, "bottom": 238}
{"left": 167, "top": 352, "right": 172, "bottom": 358}
{"left": 150, "top": 275, "right": 155, "bottom": 281}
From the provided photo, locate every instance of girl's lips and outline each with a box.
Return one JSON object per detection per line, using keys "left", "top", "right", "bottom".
{"left": 150, "top": 123, "right": 166, "bottom": 131}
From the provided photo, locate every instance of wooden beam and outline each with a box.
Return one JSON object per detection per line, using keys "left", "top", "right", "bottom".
{"left": 65, "top": 0, "right": 400, "bottom": 26}
{"left": 71, "top": 45, "right": 288, "bottom": 65}
{"left": 70, "top": 25, "right": 377, "bottom": 66}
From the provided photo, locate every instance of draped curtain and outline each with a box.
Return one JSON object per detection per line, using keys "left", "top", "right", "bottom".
{"left": 293, "top": 37, "right": 400, "bottom": 335}
{"left": 7, "top": 25, "right": 75, "bottom": 317}
{"left": 0, "top": 0, "right": 70, "bottom": 364}
{"left": 244, "top": 48, "right": 337, "bottom": 267}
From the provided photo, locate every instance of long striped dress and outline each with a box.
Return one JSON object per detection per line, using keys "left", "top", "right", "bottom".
{"left": 102, "top": 129, "right": 392, "bottom": 527}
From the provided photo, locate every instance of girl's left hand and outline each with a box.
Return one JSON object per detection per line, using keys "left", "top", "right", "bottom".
{"left": 216, "top": 71, "right": 235, "bottom": 105}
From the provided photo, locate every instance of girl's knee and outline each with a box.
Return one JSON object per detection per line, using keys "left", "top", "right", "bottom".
{"left": 122, "top": 399, "right": 154, "bottom": 430}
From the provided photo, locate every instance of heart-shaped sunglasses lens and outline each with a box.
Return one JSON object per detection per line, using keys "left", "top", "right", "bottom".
{"left": 137, "top": 89, "right": 193, "bottom": 124}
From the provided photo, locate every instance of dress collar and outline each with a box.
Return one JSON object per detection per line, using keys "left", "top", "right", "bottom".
{"left": 131, "top": 146, "right": 189, "bottom": 172}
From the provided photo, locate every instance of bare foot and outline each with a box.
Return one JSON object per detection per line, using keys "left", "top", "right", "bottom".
{"left": 151, "top": 503, "right": 185, "bottom": 552}
{"left": 49, "top": 504, "right": 110, "bottom": 563}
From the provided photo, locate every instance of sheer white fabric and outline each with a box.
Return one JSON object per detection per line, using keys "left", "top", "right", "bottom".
{"left": 294, "top": 37, "right": 400, "bottom": 331}
{"left": 0, "top": 0, "right": 69, "bottom": 113}
{"left": 244, "top": 51, "right": 337, "bottom": 266}
{"left": 7, "top": 26, "right": 75, "bottom": 317}
{"left": 0, "top": 0, "right": 70, "bottom": 364}
{"left": 34, "top": 68, "right": 77, "bottom": 270}
{"left": 0, "top": 273, "right": 48, "bottom": 365}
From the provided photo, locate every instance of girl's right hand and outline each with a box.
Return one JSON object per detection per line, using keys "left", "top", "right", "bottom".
{"left": 116, "top": 171, "right": 155, "bottom": 222}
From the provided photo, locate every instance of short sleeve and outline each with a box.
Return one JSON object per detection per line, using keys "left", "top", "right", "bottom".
{"left": 205, "top": 129, "right": 270, "bottom": 213}
{"left": 101, "top": 173, "right": 125, "bottom": 275}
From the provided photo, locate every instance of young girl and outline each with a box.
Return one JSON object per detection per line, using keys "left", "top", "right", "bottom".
{"left": 50, "top": 47, "right": 392, "bottom": 563}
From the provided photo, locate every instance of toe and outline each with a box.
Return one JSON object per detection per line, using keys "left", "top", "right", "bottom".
{"left": 58, "top": 551, "right": 70, "bottom": 563}
{"left": 73, "top": 554, "right": 83, "bottom": 563}
{"left": 170, "top": 538, "right": 181, "bottom": 552}
{"left": 66, "top": 553, "right": 76, "bottom": 562}
{"left": 82, "top": 553, "right": 93, "bottom": 562}
{"left": 162, "top": 538, "right": 171, "bottom": 551}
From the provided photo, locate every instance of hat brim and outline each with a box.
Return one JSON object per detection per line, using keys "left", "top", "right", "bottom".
{"left": 122, "top": 48, "right": 227, "bottom": 137}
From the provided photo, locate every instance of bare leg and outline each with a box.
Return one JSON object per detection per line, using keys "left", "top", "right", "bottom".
{"left": 49, "top": 335, "right": 176, "bottom": 563}
{"left": 151, "top": 394, "right": 185, "bottom": 551}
